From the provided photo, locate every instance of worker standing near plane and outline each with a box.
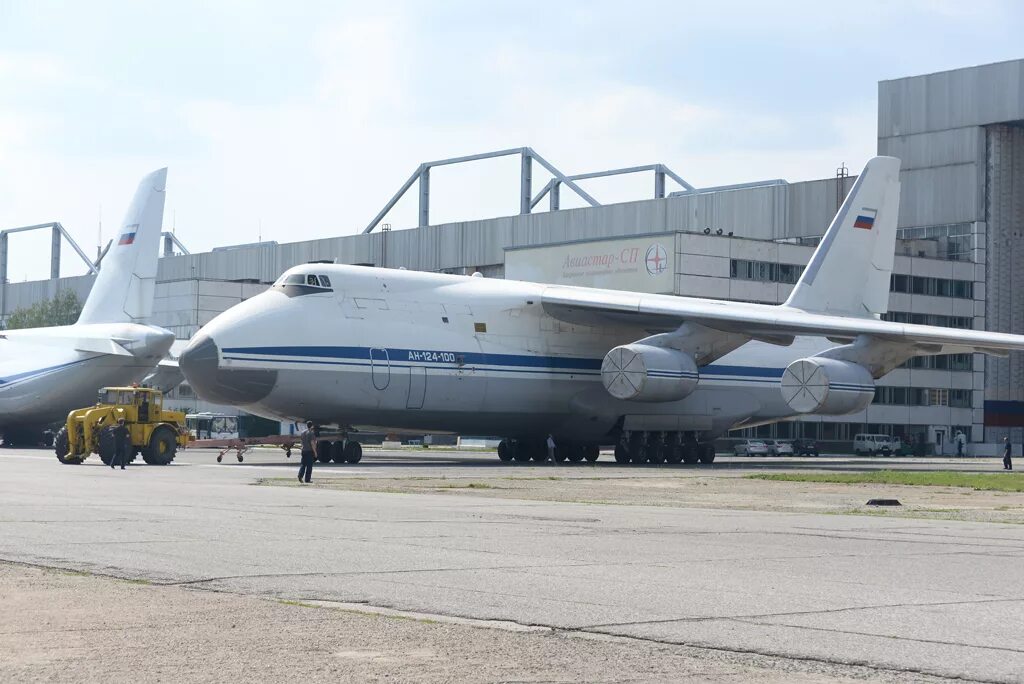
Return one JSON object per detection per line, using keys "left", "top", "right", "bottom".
{"left": 546, "top": 434, "right": 556, "bottom": 462}
{"left": 111, "top": 418, "right": 129, "bottom": 470}
{"left": 1004, "top": 437, "right": 1013, "bottom": 471}
{"left": 298, "top": 421, "right": 318, "bottom": 483}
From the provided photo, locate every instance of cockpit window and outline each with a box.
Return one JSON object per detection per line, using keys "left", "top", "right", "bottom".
{"left": 273, "top": 271, "right": 334, "bottom": 297}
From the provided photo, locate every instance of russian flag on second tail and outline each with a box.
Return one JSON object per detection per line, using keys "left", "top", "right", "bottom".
{"left": 853, "top": 208, "right": 877, "bottom": 230}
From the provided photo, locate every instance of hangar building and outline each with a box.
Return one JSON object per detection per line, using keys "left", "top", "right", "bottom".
{"left": 3, "top": 59, "right": 1023, "bottom": 451}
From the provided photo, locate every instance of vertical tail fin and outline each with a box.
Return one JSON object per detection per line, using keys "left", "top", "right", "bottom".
{"left": 76, "top": 168, "right": 167, "bottom": 325}
{"left": 784, "top": 156, "right": 901, "bottom": 317}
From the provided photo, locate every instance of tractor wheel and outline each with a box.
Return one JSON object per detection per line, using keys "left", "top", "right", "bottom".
{"left": 54, "top": 428, "right": 79, "bottom": 464}
{"left": 98, "top": 426, "right": 116, "bottom": 465}
{"left": 143, "top": 426, "right": 177, "bottom": 465}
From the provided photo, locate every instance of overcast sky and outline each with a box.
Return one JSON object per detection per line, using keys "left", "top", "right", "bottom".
{"left": 1, "top": 0, "right": 1022, "bottom": 281}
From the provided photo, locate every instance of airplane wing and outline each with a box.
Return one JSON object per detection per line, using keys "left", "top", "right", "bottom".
{"left": 542, "top": 155, "right": 1024, "bottom": 360}
{"left": 541, "top": 285, "right": 1024, "bottom": 356}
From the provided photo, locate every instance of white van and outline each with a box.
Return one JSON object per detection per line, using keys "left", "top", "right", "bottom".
{"left": 853, "top": 434, "right": 893, "bottom": 456}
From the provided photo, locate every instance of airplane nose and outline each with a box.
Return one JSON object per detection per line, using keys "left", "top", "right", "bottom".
{"left": 179, "top": 334, "right": 278, "bottom": 405}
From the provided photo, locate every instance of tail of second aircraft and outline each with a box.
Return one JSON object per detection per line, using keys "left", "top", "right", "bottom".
{"left": 77, "top": 168, "right": 167, "bottom": 325}
{"left": 784, "top": 156, "right": 901, "bottom": 318}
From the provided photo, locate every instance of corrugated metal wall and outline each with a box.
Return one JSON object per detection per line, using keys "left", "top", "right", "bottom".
{"left": 985, "top": 125, "right": 1024, "bottom": 412}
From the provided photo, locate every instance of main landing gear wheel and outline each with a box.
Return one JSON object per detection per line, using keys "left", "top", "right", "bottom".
{"left": 317, "top": 440, "right": 334, "bottom": 463}
{"left": 665, "top": 443, "right": 683, "bottom": 464}
{"left": 584, "top": 445, "right": 600, "bottom": 463}
{"left": 343, "top": 440, "right": 362, "bottom": 463}
{"left": 614, "top": 442, "right": 629, "bottom": 463}
{"left": 682, "top": 442, "right": 700, "bottom": 465}
{"left": 698, "top": 443, "right": 716, "bottom": 465}
{"left": 566, "top": 445, "right": 585, "bottom": 463}
{"left": 497, "top": 440, "right": 513, "bottom": 462}
{"left": 512, "top": 441, "right": 531, "bottom": 462}
{"left": 330, "top": 441, "right": 347, "bottom": 464}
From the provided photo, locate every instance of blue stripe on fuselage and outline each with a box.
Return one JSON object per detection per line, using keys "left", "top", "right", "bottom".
{"left": 222, "top": 346, "right": 786, "bottom": 381}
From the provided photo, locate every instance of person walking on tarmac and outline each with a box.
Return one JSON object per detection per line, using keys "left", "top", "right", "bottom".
{"left": 111, "top": 418, "right": 130, "bottom": 470}
{"left": 1004, "top": 437, "right": 1013, "bottom": 471}
{"left": 298, "top": 421, "right": 319, "bottom": 483}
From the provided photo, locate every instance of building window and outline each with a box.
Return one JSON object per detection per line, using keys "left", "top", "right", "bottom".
{"left": 882, "top": 311, "right": 973, "bottom": 329}
{"left": 900, "top": 354, "right": 973, "bottom": 371}
{"left": 896, "top": 223, "right": 973, "bottom": 261}
{"left": 730, "top": 259, "right": 804, "bottom": 284}
{"left": 889, "top": 274, "right": 973, "bottom": 299}
{"left": 872, "top": 386, "right": 972, "bottom": 407}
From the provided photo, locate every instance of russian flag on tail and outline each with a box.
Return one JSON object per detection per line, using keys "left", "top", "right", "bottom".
{"left": 853, "top": 208, "right": 877, "bottom": 230}
{"left": 118, "top": 224, "right": 139, "bottom": 245}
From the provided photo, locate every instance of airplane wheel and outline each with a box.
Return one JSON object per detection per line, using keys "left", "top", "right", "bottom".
{"left": 567, "top": 445, "right": 584, "bottom": 463}
{"left": 682, "top": 443, "right": 699, "bottom": 465}
{"left": 614, "top": 442, "right": 629, "bottom": 463}
{"left": 665, "top": 444, "right": 683, "bottom": 464}
{"left": 698, "top": 443, "right": 716, "bottom": 464}
{"left": 317, "top": 440, "right": 333, "bottom": 463}
{"left": 497, "top": 440, "right": 513, "bottom": 462}
{"left": 237, "top": 454, "right": 244, "bottom": 462}
{"left": 512, "top": 441, "right": 531, "bottom": 462}
{"left": 629, "top": 442, "right": 647, "bottom": 464}
{"left": 217, "top": 454, "right": 223, "bottom": 463}
{"left": 584, "top": 445, "right": 600, "bottom": 462}
{"left": 331, "top": 440, "right": 347, "bottom": 464}
{"left": 343, "top": 441, "right": 362, "bottom": 463}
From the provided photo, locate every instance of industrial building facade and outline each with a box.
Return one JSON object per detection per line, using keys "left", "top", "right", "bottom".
{"left": 2, "top": 59, "right": 1022, "bottom": 449}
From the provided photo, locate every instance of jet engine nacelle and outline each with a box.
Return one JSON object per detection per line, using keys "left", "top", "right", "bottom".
{"left": 781, "top": 357, "right": 875, "bottom": 415}
{"left": 601, "top": 344, "right": 699, "bottom": 402}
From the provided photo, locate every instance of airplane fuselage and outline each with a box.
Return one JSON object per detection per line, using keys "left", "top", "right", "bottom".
{"left": 0, "top": 323, "right": 175, "bottom": 430}
{"left": 183, "top": 266, "right": 836, "bottom": 443}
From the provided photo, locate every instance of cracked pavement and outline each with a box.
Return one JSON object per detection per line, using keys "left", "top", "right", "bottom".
{"left": 1, "top": 448, "right": 1023, "bottom": 682}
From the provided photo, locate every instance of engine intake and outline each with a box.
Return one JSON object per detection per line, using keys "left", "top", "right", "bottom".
{"left": 601, "top": 344, "right": 699, "bottom": 402}
{"left": 781, "top": 357, "right": 874, "bottom": 415}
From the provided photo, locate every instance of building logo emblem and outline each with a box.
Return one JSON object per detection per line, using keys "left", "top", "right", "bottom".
{"left": 645, "top": 243, "right": 668, "bottom": 276}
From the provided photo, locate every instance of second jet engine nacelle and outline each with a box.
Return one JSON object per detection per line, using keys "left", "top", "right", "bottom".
{"left": 780, "top": 357, "right": 875, "bottom": 415}
{"left": 601, "top": 344, "right": 699, "bottom": 402}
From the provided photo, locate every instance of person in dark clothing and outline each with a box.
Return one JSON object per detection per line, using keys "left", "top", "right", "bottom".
{"left": 139, "top": 396, "right": 150, "bottom": 423}
{"left": 111, "top": 418, "right": 130, "bottom": 470}
{"left": 1004, "top": 437, "right": 1013, "bottom": 471}
{"left": 298, "top": 421, "right": 318, "bottom": 483}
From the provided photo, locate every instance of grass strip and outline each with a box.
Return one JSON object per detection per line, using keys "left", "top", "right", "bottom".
{"left": 747, "top": 470, "right": 1024, "bottom": 492}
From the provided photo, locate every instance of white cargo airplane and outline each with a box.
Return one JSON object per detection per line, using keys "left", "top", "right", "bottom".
{"left": 180, "top": 157, "right": 1024, "bottom": 464}
{"left": 0, "top": 169, "right": 175, "bottom": 447}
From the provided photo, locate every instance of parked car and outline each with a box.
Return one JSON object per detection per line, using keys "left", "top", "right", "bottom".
{"left": 792, "top": 439, "right": 820, "bottom": 457}
{"left": 853, "top": 433, "right": 894, "bottom": 456}
{"left": 734, "top": 440, "right": 770, "bottom": 457}
{"left": 765, "top": 440, "right": 794, "bottom": 456}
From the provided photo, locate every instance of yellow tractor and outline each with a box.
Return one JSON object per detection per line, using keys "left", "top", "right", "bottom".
{"left": 55, "top": 386, "right": 188, "bottom": 465}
